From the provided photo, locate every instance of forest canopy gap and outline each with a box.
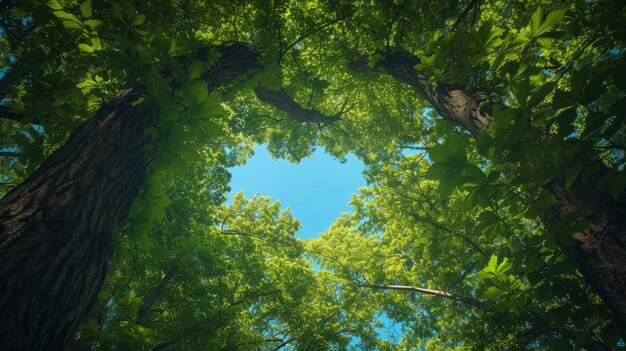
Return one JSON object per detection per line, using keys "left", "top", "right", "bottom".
{"left": 0, "top": 0, "right": 625, "bottom": 350}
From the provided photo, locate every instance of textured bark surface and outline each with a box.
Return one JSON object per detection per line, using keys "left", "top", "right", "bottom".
{"left": 0, "top": 42, "right": 265, "bottom": 350}
{"left": 254, "top": 85, "right": 340, "bottom": 124}
{"left": 0, "top": 88, "right": 155, "bottom": 351}
{"left": 545, "top": 173, "right": 626, "bottom": 323}
{"left": 199, "top": 41, "right": 262, "bottom": 91}
{"left": 351, "top": 49, "right": 626, "bottom": 322}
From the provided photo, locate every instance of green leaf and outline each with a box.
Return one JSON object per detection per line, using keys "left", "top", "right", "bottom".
{"left": 62, "top": 20, "right": 83, "bottom": 29}
{"left": 159, "top": 106, "right": 179, "bottom": 122}
{"left": 528, "top": 82, "right": 556, "bottom": 109}
{"left": 536, "top": 9, "right": 566, "bottom": 36}
{"left": 173, "top": 145, "right": 201, "bottom": 162}
{"left": 111, "top": 2, "right": 124, "bottom": 21}
{"left": 130, "top": 97, "right": 145, "bottom": 106}
{"left": 80, "top": 0, "right": 92, "bottom": 18}
{"left": 11, "top": 7, "right": 31, "bottom": 18}
{"left": 554, "top": 107, "right": 577, "bottom": 136}
{"left": 78, "top": 44, "right": 95, "bottom": 53}
{"left": 131, "top": 14, "right": 146, "bottom": 26}
{"left": 483, "top": 286, "right": 506, "bottom": 299}
{"left": 530, "top": 6, "right": 544, "bottom": 35}
{"left": 54, "top": 11, "right": 81, "bottom": 23}
{"left": 563, "top": 160, "right": 583, "bottom": 189}
{"left": 512, "top": 78, "right": 530, "bottom": 108}
{"left": 496, "top": 258, "right": 512, "bottom": 275}
{"left": 183, "top": 80, "right": 209, "bottom": 100}
{"left": 424, "top": 163, "right": 465, "bottom": 181}
{"left": 580, "top": 71, "right": 609, "bottom": 104}
{"left": 531, "top": 7, "right": 566, "bottom": 37}
{"left": 83, "top": 19, "right": 103, "bottom": 28}
{"left": 46, "top": 0, "right": 63, "bottom": 10}
{"left": 187, "top": 61, "right": 204, "bottom": 81}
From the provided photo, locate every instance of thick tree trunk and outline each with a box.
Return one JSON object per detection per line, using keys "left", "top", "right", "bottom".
{"left": 352, "top": 50, "right": 626, "bottom": 322}
{"left": 545, "top": 174, "right": 626, "bottom": 323}
{"left": 0, "top": 89, "right": 155, "bottom": 351}
{"left": 0, "top": 42, "right": 264, "bottom": 350}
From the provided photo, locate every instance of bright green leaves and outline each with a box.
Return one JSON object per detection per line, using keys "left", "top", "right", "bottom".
{"left": 178, "top": 79, "right": 227, "bottom": 139}
{"left": 48, "top": 0, "right": 101, "bottom": 31}
{"left": 186, "top": 61, "right": 204, "bottom": 81}
{"left": 120, "top": 174, "right": 171, "bottom": 256}
{"left": 530, "top": 6, "right": 567, "bottom": 48}
{"left": 468, "top": 20, "right": 504, "bottom": 57}
{"left": 477, "top": 255, "right": 512, "bottom": 279}
{"left": 130, "top": 14, "right": 146, "bottom": 26}
{"left": 52, "top": 8, "right": 83, "bottom": 29}
{"left": 477, "top": 255, "right": 526, "bottom": 311}
{"left": 78, "top": 37, "right": 102, "bottom": 54}
{"left": 425, "top": 134, "right": 485, "bottom": 198}
{"left": 75, "top": 73, "right": 116, "bottom": 111}
{"left": 79, "top": 290, "right": 155, "bottom": 349}
{"left": 530, "top": 6, "right": 567, "bottom": 44}
{"left": 80, "top": 0, "right": 92, "bottom": 18}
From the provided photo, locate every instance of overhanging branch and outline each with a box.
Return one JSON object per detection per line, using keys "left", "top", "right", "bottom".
{"left": 359, "top": 282, "right": 484, "bottom": 308}
{"left": 349, "top": 49, "right": 493, "bottom": 136}
{"left": 254, "top": 85, "right": 340, "bottom": 124}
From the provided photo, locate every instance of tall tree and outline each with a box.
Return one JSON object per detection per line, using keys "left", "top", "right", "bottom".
{"left": 308, "top": 155, "right": 623, "bottom": 350}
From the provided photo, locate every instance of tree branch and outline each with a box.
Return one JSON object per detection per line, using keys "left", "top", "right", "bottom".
{"left": 281, "top": 14, "right": 349, "bottom": 60}
{"left": 254, "top": 85, "right": 341, "bottom": 124}
{"left": 220, "top": 229, "right": 265, "bottom": 240}
{"left": 0, "top": 151, "right": 20, "bottom": 158}
{"left": 359, "top": 282, "right": 484, "bottom": 308}
{"left": 0, "top": 106, "right": 30, "bottom": 123}
{"left": 349, "top": 49, "right": 493, "bottom": 136}
{"left": 138, "top": 263, "right": 180, "bottom": 320}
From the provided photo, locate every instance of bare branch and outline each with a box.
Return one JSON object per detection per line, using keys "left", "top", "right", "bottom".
{"left": 0, "top": 151, "right": 20, "bottom": 158}
{"left": 359, "top": 282, "right": 484, "bottom": 308}
{"left": 138, "top": 263, "right": 180, "bottom": 319}
{"left": 220, "top": 229, "right": 265, "bottom": 239}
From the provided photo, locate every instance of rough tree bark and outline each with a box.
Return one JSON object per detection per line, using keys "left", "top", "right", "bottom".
{"left": 351, "top": 50, "right": 626, "bottom": 323}
{"left": 0, "top": 89, "right": 154, "bottom": 351}
{"left": 254, "top": 85, "right": 341, "bottom": 124}
{"left": 0, "top": 42, "right": 264, "bottom": 351}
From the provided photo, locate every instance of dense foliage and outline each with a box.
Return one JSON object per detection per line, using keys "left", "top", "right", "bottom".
{"left": 1, "top": 0, "right": 625, "bottom": 350}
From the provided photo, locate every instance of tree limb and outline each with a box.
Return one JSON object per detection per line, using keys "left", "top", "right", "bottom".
{"left": 138, "top": 263, "right": 180, "bottom": 320}
{"left": 254, "top": 85, "right": 341, "bottom": 124}
{"left": 359, "top": 282, "right": 484, "bottom": 308}
{"left": 0, "top": 151, "right": 20, "bottom": 158}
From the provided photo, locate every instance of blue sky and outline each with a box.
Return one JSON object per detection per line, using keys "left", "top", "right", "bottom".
{"left": 228, "top": 145, "right": 366, "bottom": 239}
{"left": 228, "top": 145, "right": 404, "bottom": 344}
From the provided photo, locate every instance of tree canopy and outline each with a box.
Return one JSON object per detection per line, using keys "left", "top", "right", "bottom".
{"left": 0, "top": 0, "right": 625, "bottom": 350}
